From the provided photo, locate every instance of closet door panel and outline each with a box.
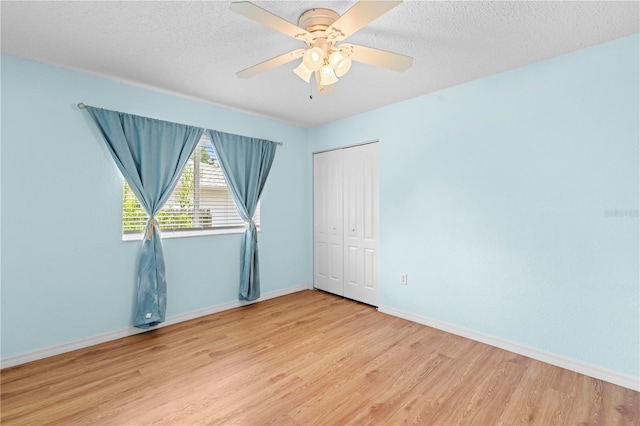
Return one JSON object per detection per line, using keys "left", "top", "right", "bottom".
{"left": 327, "top": 150, "right": 344, "bottom": 295}
{"left": 343, "top": 143, "right": 379, "bottom": 306}
{"left": 364, "top": 248, "right": 375, "bottom": 290}
{"left": 328, "top": 241, "right": 344, "bottom": 295}
{"left": 314, "top": 150, "right": 344, "bottom": 296}
{"left": 343, "top": 149, "right": 364, "bottom": 295}
{"left": 313, "top": 152, "right": 329, "bottom": 292}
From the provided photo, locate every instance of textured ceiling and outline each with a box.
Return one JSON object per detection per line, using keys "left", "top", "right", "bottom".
{"left": 1, "top": 1, "right": 638, "bottom": 128}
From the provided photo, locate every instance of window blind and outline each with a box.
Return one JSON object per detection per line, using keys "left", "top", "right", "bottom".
{"left": 122, "top": 137, "right": 259, "bottom": 235}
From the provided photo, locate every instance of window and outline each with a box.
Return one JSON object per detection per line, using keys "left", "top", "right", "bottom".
{"left": 122, "top": 135, "right": 259, "bottom": 239}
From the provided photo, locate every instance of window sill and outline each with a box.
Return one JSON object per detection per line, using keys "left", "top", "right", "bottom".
{"left": 122, "top": 227, "right": 258, "bottom": 242}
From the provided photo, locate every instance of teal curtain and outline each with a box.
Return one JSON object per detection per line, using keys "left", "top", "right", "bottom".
{"left": 206, "top": 130, "right": 277, "bottom": 301}
{"left": 86, "top": 106, "right": 203, "bottom": 328}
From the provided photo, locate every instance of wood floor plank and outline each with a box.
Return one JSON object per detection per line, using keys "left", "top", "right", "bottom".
{"left": 1, "top": 290, "right": 637, "bottom": 425}
{"left": 495, "top": 359, "right": 557, "bottom": 425}
{"left": 602, "top": 381, "right": 640, "bottom": 426}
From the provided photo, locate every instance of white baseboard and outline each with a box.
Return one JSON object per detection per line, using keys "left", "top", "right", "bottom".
{"left": 1, "top": 285, "right": 308, "bottom": 369}
{"left": 377, "top": 304, "right": 639, "bottom": 392}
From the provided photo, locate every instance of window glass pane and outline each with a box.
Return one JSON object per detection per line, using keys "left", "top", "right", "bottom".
{"left": 122, "top": 136, "right": 259, "bottom": 236}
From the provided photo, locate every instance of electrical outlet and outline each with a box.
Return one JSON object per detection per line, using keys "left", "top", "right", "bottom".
{"left": 400, "top": 273, "right": 408, "bottom": 285}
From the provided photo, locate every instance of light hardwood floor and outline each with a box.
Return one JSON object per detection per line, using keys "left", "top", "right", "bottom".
{"left": 2, "top": 290, "right": 638, "bottom": 425}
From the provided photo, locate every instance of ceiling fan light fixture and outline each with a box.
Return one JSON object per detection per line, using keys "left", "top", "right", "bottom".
{"left": 334, "top": 57, "right": 352, "bottom": 77}
{"left": 303, "top": 47, "right": 324, "bottom": 71}
{"left": 328, "top": 51, "right": 344, "bottom": 68}
{"left": 320, "top": 64, "right": 338, "bottom": 86}
{"left": 293, "top": 61, "right": 313, "bottom": 82}
{"left": 329, "top": 51, "right": 352, "bottom": 77}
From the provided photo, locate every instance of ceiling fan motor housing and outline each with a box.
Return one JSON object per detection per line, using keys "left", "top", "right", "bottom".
{"left": 298, "top": 8, "right": 339, "bottom": 31}
{"left": 299, "top": 8, "right": 340, "bottom": 50}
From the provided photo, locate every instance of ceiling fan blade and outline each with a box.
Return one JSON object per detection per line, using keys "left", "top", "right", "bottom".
{"left": 340, "top": 43, "right": 413, "bottom": 72}
{"left": 326, "top": 0, "right": 402, "bottom": 41}
{"left": 231, "top": 2, "right": 313, "bottom": 43}
{"left": 237, "top": 49, "right": 305, "bottom": 78}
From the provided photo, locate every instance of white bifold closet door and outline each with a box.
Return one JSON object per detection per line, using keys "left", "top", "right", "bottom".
{"left": 313, "top": 143, "right": 379, "bottom": 306}
{"left": 313, "top": 149, "right": 344, "bottom": 295}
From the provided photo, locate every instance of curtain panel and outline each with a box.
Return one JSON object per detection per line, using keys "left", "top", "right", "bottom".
{"left": 85, "top": 106, "right": 203, "bottom": 328}
{"left": 206, "top": 130, "right": 277, "bottom": 301}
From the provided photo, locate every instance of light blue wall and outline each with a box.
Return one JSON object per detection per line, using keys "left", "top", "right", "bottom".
{"left": 2, "top": 34, "right": 638, "bottom": 379}
{"left": 0, "top": 54, "right": 312, "bottom": 357}
{"left": 309, "top": 34, "right": 639, "bottom": 377}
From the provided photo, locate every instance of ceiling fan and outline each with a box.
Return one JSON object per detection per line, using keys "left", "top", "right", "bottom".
{"left": 230, "top": 0, "right": 413, "bottom": 95}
